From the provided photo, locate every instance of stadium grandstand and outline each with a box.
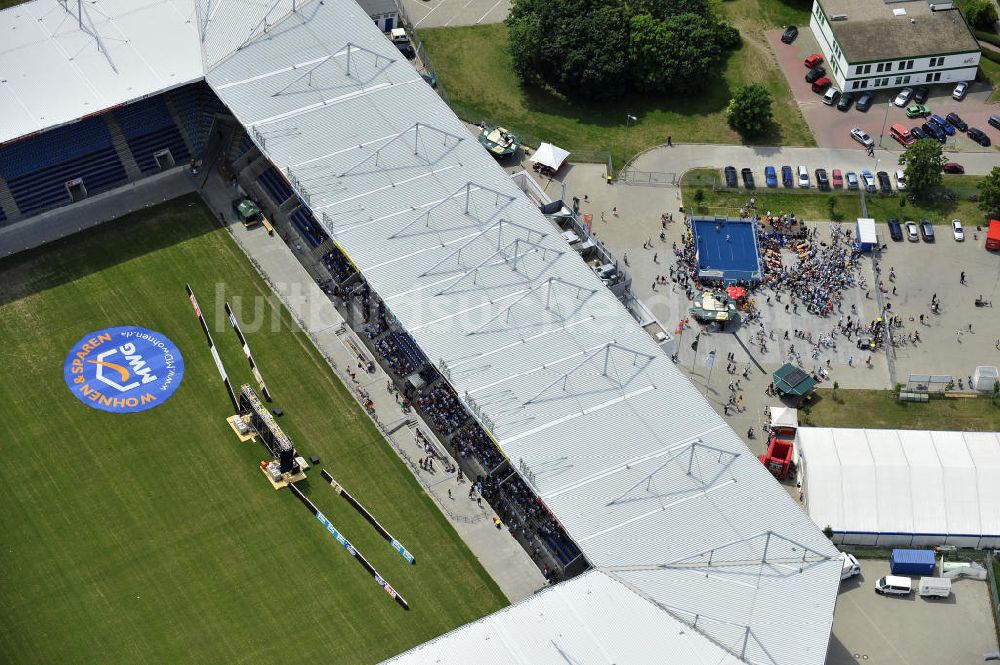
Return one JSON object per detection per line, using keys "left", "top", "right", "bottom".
{"left": 0, "top": 1, "right": 843, "bottom": 663}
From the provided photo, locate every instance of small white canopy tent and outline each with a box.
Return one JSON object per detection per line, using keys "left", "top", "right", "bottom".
{"left": 531, "top": 142, "right": 570, "bottom": 171}
{"left": 771, "top": 406, "right": 798, "bottom": 428}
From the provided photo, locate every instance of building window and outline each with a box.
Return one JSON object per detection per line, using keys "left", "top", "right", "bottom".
{"left": 902, "top": 75, "right": 910, "bottom": 84}
{"left": 851, "top": 81, "right": 859, "bottom": 90}
{"left": 933, "top": 72, "right": 942, "bottom": 82}
{"left": 860, "top": 80, "right": 868, "bottom": 89}
{"left": 894, "top": 76, "right": 901, "bottom": 85}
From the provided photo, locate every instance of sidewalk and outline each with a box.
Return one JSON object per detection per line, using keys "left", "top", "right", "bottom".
{"left": 198, "top": 174, "right": 547, "bottom": 603}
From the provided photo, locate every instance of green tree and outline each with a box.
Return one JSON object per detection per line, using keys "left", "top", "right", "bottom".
{"left": 976, "top": 166, "right": 1000, "bottom": 219}
{"left": 629, "top": 13, "right": 729, "bottom": 92}
{"left": 964, "top": 0, "right": 998, "bottom": 30}
{"left": 898, "top": 139, "right": 945, "bottom": 196}
{"left": 508, "top": 0, "right": 630, "bottom": 100}
{"left": 725, "top": 84, "right": 773, "bottom": 139}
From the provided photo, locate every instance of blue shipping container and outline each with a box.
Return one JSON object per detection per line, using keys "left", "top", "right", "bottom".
{"left": 890, "top": 549, "right": 936, "bottom": 576}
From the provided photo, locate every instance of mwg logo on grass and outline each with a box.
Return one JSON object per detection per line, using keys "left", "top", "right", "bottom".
{"left": 64, "top": 326, "right": 184, "bottom": 413}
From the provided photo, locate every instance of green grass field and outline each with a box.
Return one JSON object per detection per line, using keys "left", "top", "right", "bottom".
{"left": 0, "top": 194, "right": 506, "bottom": 664}
{"left": 682, "top": 169, "right": 989, "bottom": 224}
{"left": 802, "top": 389, "right": 1000, "bottom": 430}
{"left": 419, "top": 7, "right": 814, "bottom": 170}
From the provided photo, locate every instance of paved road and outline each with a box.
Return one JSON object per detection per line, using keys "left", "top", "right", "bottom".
{"left": 630, "top": 143, "right": 1000, "bottom": 177}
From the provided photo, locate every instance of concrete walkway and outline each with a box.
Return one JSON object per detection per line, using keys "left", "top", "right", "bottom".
{"left": 198, "top": 175, "right": 547, "bottom": 603}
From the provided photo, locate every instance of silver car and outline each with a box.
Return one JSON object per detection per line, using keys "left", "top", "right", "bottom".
{"left": 850, "top": 127, "right": 874, "bottom": 148}
{"left": 893, "top": 87, "right": 913, "bottom": 107}
{"left": 952, "top": 82, "right": 968, "bottom": 101}
{"left": 905, "top": 221, "right": 919, "bottom": 242}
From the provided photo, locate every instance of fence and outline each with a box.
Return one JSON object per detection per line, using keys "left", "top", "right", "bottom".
{"left": 988, "top": 550, "right": 1000, "bottom": 642}
{"left": 619, "top": 169, "right": 677, "bottom": 187}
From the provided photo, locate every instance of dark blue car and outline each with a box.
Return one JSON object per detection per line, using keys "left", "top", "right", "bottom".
{"left": 781, "top": 165, "right": 793, "bottom": 187}
{"left": 929, "top": 114, "right": 955, "bottom": 136}
{"left": 765, "top": 166, "right": 778, "bottom": 188}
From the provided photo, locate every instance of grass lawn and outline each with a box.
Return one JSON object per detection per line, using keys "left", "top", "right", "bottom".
{"left": 0, "top": 195, "right": 505, "bottom": 665}
{"left": 419, "top": 6, "right": 815, "bottom": 170}
{"left": 682, "top": 169, "right": 989, "bottom": 224}
{"left": 979, "top": 58, "right": 1000, "bottom": 103}
{"left": 801, "top": 389, "right": 1000, "bottom": 430}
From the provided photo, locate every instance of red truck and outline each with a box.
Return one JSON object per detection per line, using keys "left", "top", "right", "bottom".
{"left": 986, "top": 219, "right": 1000, "bottom": 251}
{"left": 759, "top": 425, "right": 796, "bottom": 480}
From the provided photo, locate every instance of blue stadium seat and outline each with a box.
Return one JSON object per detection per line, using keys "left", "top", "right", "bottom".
{"left": 289, "top": 206, "right": 326, "bottom": 248}
{"left": 114, "top": 98, "right": 190, "bottom": 173}
{"left": 166, "top": 81, "right": 228, "bottom": 155}
{"left": 0, "top": 116, "right": 115, "bottom": 181}
{"left": 258, "top": 166, "right": 294, "bottom": 205}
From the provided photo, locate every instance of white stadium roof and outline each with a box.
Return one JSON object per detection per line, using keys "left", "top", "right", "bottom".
{"left": 1, "top": 0, "right": 845, "bottom": 662}
{"left": 798, "top": 427, "right": 1000, "bottom": 549}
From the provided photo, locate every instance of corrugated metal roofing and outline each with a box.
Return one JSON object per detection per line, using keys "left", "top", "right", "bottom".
{"left": 0, "top": 0, "right": 845, "bottom": 660}
{"left": 0, "top": 0, "right": 203, "bottom": 144}
{"left": 202, "top": 1, "right": 843, "bottom": 663}
{"left": 799, "top": 428, "right": 1000, "bottom": 547}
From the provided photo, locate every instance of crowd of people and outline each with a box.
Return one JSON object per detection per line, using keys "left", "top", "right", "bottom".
{"left": 414, "top": 384, "right": 468, "bottom": 437}
{"left": 452, "top": 423, "right": 505, "bottom": 474}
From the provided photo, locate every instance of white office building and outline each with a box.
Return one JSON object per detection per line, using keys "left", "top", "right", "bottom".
{"left": 809, "top": 0, "right": 981, "bottom": 93}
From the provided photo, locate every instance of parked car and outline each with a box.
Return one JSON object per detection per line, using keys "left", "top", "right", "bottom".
{"left": 919, "top": 219, "right": 934, "bottom": 241}
{"left": 804, "top": 53, "right": 823, "bottom": 68}
{"left": 906, "top": 104, "right": 930, "bottom": 118}
{"left": 989, "top": 114, "right": 1000, "bottom": 130}
{"left": 846, "top": 171, "right": 859, "bottom": 191}
{"left": 945, "top": 112, "right": 967, "bottom": 132}
{"left": 943, "top": 162, "right": 964, "bottom": 174}
{"left": 805, "top": 66, "right": 826, "bottom": 83}
{"left": 952, "top": 81, "right": 968, "bottom": 100}
{"left": 921, "top": 122, "right": 946, "bottom": 143}
{"left": 875, "top": 575, "right": 913, "bottom": 596}
{"left": 850, "top": 127, "right": 874, "bottom": 148}
{"left": 816, "top": 168, "right": 830, "bottom": 190}
{"left": 929, "top": 114, "right": 955, "bottom": 136}
{"left": 837, "top": 92, "right": 855, "bottom": 112}
{"left": 910, "top": 125, "right": 927, "bottom": 140}
{"left": 968, "top": 127, "right": 991, "bottom": 147}
{"left": 855, "top": 92, "right": 873, "bottom": 112}
{"left": 395, "top": 42, "right": 415, "bottom": 59}
{"left": 877, "top": 171, "right": 892, "bottom": 193}
{"left": 781, "top": 25, "right": 798, "bottom": 43}
{"left": 888, "top": 218, "right": 903, "bottom": 241}
{"left": 811, "top": 77, "right": 832, "bottom": 93}
{"left": 831, "top": 169, "right": 843, "bottom": 188}
{"left": 781, "top": 165, "right": 793, "bottom": 187}
{"left": 741, "top": 167, "right": 755, "bottom": 188}
{"left": 952, "top": 219, "right": 964, "bottom": 241}
{"left": 764, "top": 166, "right": 778, "bottom": 188}
{"left": 823, "top": 87, "right": 840, "bottom": 105}
{"left": 797, "top": 165, "right": 810, "bottom": 187}
{"left": 913, "top": 86, "right": 930, "bottom": 103}
{"left": 893, "top": 87, "right": 913, "bottom": 107}
{"left": 905, "top": 220, "right": 919, "bottom": 241}
{"left": 723, "top": 166, "right": 738, "bottom": 187}
{"left": 860, "top": 170, "right": 876, "bottom": 193}
{"left": 895, "top": 169, "right": 906, "bottom": 191}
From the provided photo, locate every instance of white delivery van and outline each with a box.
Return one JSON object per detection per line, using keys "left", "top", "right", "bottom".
{"left": 840, "top": 552, "right": 861, "bottom": 581}
{"left": 918, "top": 577, "right": 951, "bottom": 598}
{"left": 874, "top": 575, "right": 912, "bottom": 596}
{"left": 390, "top": 28, "right": 408, "bottom": 43}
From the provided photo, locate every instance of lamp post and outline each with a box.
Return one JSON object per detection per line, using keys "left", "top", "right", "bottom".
{"left": 625, "top": 114, "right": 637, "bottom": 165}
{"left": 878, "top": 99, "right": 892, "bottom": 148}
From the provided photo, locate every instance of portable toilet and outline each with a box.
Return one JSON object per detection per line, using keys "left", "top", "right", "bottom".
{"left": 855, "top": 218, "right": 877, "bottom": 252}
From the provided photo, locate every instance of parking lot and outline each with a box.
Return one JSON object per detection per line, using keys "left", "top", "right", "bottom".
{"left": 769, "top": 28, "right": 1000, "bottom": 153}
{"left": 404, "top": 0, "right": 509, "bottom": 28}
{"left": 830, "top": 559, "right": 998, "bottom": 665}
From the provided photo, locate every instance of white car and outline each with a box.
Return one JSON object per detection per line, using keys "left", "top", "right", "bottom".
{"left": 952, "top": 219, "right": 964, "bottom": 241}
{"left": 895, "top": 169, "right": 906, "bottom": 191}
{"left": 952, "top": 81, "right": 968, "bottom": 101}
{"left": 905, "top": 220, "right": 919, "bottom": 242}
{"left": 797, "top": 165, "right": 810, "bottom": 188}
{"left": 850, "top": 127, "right": 874, "bottom": 148}
{"left": 893, "top": 87, "right": 913, "bottom": 107}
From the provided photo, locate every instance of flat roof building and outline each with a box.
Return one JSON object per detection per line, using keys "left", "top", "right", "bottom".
{"left": 809, "top": 0, "right": 980, "bottom": 92}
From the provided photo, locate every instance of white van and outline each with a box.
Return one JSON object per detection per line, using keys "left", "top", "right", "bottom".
{"left": 797, "top": 165, "right": 810, "bottom": 188}
{"left": 840, "top": 552, "right": 861, "bottom": 581}
{"left": 918, "top": 577, "right": 951, "bottom": 598}
{"left": 390, "top": 27, "right": 408, "bottom": 44}
{"left": 875, "top": 575, "right": 912, "bottom": 596}
{"left": 823, "top": 87, "right": 840, "bottom": 106}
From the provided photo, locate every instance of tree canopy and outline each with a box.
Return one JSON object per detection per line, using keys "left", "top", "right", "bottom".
{"left": 964, "top": 0, "right": 998, "bottom": 30}
{"left": 507, "top": 0, "right": 740, "bottom": 101}
{"left": 898, "top": 139, "right": 945, "bottom": 195}
{"left": 726, "top": 84, "right": 773, "bottom": 138}
{"left": 976, "top": 166, "right": 1000, "bottom": 219}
